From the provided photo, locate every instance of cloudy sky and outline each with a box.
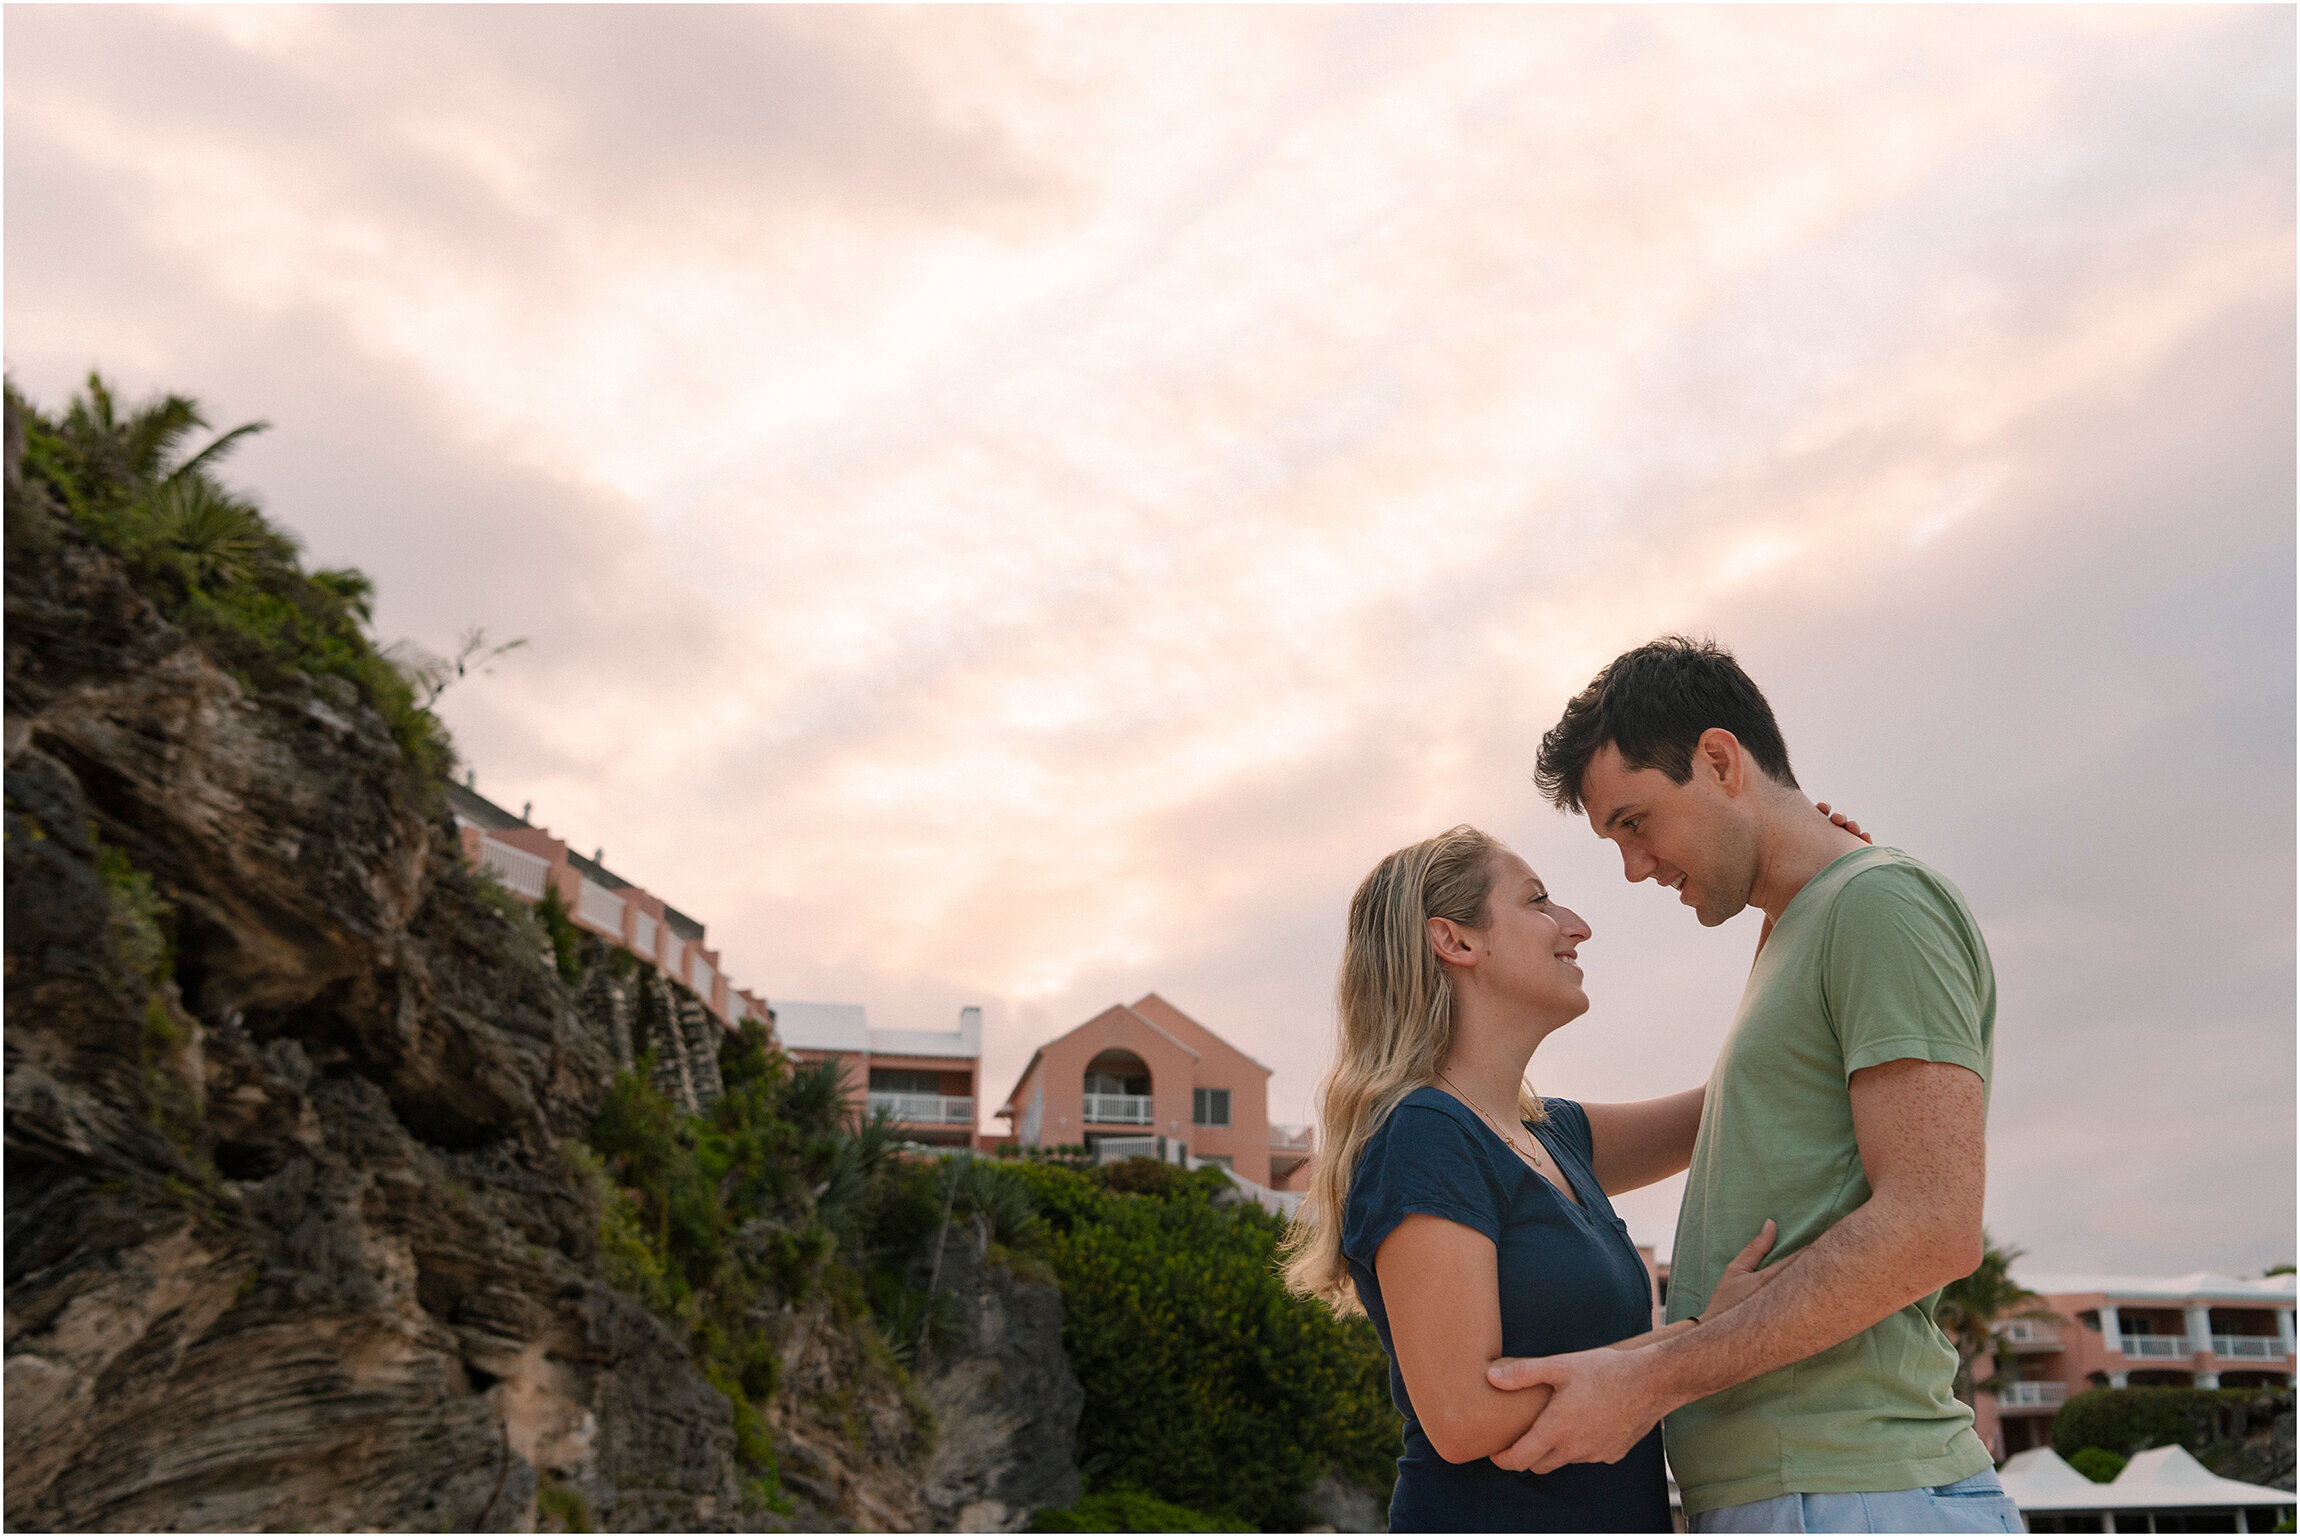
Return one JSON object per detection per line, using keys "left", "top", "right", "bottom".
{"left": 8, "top": 5, "right": 2291, "bottom": 1274}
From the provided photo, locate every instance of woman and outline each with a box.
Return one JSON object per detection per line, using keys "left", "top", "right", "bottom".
{"left": 1281, "top": 822, "right": 1847, "bottom": 1532}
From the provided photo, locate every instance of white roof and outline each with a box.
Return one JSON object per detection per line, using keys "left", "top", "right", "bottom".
{"left": 769, "top": 1001, "right": 870, "bottom": 1053}
{"left": 767, "top": 1001, "right": 983, "bottom": 1060}
{"left": 2017, "top": 1270, "right": 2298, "bottom": 1304}
{"left": 868, "top": 1026, "right": 980, "bottom": 1061}
{"left": 1999, "top": 1446, "right": 2296, "bottom": 1512}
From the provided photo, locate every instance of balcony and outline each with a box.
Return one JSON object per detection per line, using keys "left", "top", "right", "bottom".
{"left": 479, "top": 837, "right": 551, "bottom": 899}
{"left": 1992, "top": 1381, "right": 2068, "bottom": 1414}
{"left": 1996, "top": 1320, "right": 2063, "bottom": 1353}
{"left": 2121, "top": 1334, "right": 2192, "bottom": 1358}
{"left": 868, "top": 1093, "right": 975, "bottom": 1126}
{"left": 1270, "top": 1125, "right": 1315, "bottom": 1153}
{"left": 1084, "top": 1093, "right": 1154, "bottom": 1124}
{"left": 2211, "top": 1336, "right": 2290, "bottom": 1361}
{"left": 578, "top": 876, "right": 625, "bottom": 935}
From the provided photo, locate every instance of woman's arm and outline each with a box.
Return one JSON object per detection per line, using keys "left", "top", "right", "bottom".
{"left": 1579, "top": 1087, "right": 1705, "bottom": 1196}
{"left": 1374, "top": 1214, "right": 1554, "bottom": 1463}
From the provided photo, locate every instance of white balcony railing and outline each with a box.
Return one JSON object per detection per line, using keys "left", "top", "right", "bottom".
{"left": 1997, "top": 1320, "right": 2063, "bottom": 1351}
{"left": 1270, "top": 1125, "right": 1315, "bottom": 1152}
{"left": 869, "top": 1093, "right": 974, "bottom": 1126}
{"left": 578, "top": 877, "right": 625, "bottom": 935}
{"left": 1993, "top": 1381, "right": 2068, "bottom": 1412}
{"left": 1084, "top": 1094, "right": 1154, "bottom": 1124}
{"left": 2211, "top": 1336, "right": 2290, "bottom": 1360}
{"left": 479, "top": 837, "right": 551, "bottom": 899}
{"left": 2121, "top": 1334, "right": 2191, "bottom": 1358}
{"left": 631, "top": 912, "right": 659, "bottom": 958}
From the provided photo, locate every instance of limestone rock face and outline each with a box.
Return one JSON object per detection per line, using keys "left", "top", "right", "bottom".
{"left": 914, "top": 1233, "right": 1085, "bottom": 1532}
{"left": 3, "top": 519, "right": 743, "bottom": 1530}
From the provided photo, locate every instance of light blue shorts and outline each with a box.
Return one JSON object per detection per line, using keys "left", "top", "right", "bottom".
{"left": 1688, "top": 1469, "right": 2024, "bottom": 1533}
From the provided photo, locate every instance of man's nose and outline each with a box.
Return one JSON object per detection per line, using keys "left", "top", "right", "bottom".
{"left": 1620, "top": 847, "right": 1656, "bottom": 883}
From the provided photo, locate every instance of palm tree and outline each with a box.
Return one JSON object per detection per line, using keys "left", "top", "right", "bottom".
{"left": 1937, "top": 1231, "right": 2062, "bottom": 1403}
{"left": 56, "top": 370, "right": 269, "bottom": 497}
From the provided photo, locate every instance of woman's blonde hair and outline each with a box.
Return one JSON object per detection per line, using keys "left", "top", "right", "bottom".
{"left": 1279, "top": 824, "right": 1545, "bottom": 1314}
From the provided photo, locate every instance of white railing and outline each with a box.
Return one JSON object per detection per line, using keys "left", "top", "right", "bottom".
{"left": 1270, "top": 1125, "right": 1315, "bottom": 1151}
{"left": 1084, "top": 1094, "right": 1154, "bottom": 1124}
{"left": 1997, "top": 1320, "right": 2063, "bottom": 1350}
{"left": 631, "top": 912, "right": 658, "bottom": 958}
{"left": 479, "top": 838, "right": 551, "bottom": 899}
{"left": 2121, "top": 1334, "right": 2191, "bottom": 1358}
{"left": 1094, "top": 1136, "right": 1161, "bottom": 1163}
{"left": 690, "top": 957, "right": 716, "bottom": 1000}
{"left": 1993, "top": 1381, "right": 2068, "bottom": 1410}
{"left": 868, "top": 1093, "right": 974, "bottom": 1125}
{"left": 2212, "top": 1336, "right": 2289, "bottom": 1360}
{"left": 578, "top": 878, "right": 625, "bottom": 935}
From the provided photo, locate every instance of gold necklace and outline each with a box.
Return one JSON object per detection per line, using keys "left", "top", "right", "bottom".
{"left": 1436, "top": 1072, "right": 1544, "bottom": 1170}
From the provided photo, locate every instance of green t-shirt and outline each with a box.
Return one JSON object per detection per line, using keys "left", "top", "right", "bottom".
{"left": 1664, "top": 846, "right": 1995, "bottom": 1516}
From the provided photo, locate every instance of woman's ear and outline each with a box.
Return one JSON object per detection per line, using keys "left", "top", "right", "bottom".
{"left": 1427, "top": 915, "right": 1477, "bottom": 967}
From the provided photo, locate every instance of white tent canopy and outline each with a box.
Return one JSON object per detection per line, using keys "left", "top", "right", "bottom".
{"left": 1999, "top": 1445, "right": 2295, "bottom": 1530}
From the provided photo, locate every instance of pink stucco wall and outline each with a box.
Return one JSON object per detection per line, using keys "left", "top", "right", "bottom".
{"left": 997, "top": 993, "right": 1279, "bottom": 1187}
{"left": 1971, "top": 1284, "right": 2297, "bottom": 1459}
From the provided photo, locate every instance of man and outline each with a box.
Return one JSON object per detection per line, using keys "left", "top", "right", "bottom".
{"left": 1485, "top": 636, "right": 2018, "bottom": 1534}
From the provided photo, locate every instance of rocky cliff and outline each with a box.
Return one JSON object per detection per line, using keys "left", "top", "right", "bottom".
{"left": 3, "top": 429, "right": 1083, "bottom": 1531}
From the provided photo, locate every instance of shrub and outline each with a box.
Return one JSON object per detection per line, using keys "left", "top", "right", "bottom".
{"left": 2067, "top": 1446, "right": 2127, "bottom": 1483}
{"left": 1027, "top": 1486, "right": 1244, "bottom": 1532}
{"left": 2053, "top": 1386, "right": 2291, "bottom": 1471}
{"left": 1003, "top": 1161, "right": 1398, "bottom": 1532}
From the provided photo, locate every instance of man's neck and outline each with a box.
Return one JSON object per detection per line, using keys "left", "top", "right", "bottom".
{"left": 1748, "top": 793, "right": 1872, "bottom": 923}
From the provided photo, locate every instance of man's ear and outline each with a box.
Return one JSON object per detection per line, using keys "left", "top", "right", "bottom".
{"left": 1695, "top": 728, "right": 1747, "bottom": 796}
{"left": 1427, "top": 915, "right": 1477, "bottom": 967}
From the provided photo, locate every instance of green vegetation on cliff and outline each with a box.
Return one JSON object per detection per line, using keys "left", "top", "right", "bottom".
{"left": 7, "top": 373, "right": 451, "bottom": 779}
{"left": 1004, "top": 1156, "right": 1400, "bottom": 1532}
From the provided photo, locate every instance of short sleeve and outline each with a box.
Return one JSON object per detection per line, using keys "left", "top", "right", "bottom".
{"left": 1823, "top": 865, "right": 1990, "bottom": 1082}
{"left": 1340, "top": 1101, "right": 1507, "bottom": 1267}
{"left": 1537, "top": 1097, "right": 1595, "bottom": 1163}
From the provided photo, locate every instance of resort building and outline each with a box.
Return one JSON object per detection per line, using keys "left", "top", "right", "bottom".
{"left": 773, "top": 1001, "right": 983, "bottom": 1151}
{"left": 992, "top": 993, "right": 1315, "bottom": 1191}
{"left": 449, "top": 780, "right": 767, "bottom": 1027}
{"left": 449, "top": 779, "right": 768, "bottom": 1113}
{"left": 1973, "top": 1270, "right": 2297, "bottom": 1460}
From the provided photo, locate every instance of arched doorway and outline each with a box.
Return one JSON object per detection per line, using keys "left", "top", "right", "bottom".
{"left": 1084, "top": 1050, "right": 1152, "bottom": 1125}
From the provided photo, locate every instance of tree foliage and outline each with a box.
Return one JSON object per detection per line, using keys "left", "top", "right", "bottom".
{"left": 2052, "top": 1386, "right": 2293, "bottom": 1476}
{"left": 1936, "top": 1230, "right": 2059, "bottom": 1400}
{"left": 1002, "top": 1159, "right": 1399, "bottom": 1533}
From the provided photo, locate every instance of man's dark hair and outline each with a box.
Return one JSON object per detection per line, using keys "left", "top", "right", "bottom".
{"left": 1534, "top": 635, "right": 1798, "bottom": 814}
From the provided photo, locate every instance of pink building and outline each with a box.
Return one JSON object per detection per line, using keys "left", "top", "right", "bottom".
{"left": 993, "top": 993, "right": 1315, "bottom": 1192}
{"left": 449, "top": 780, "right": 766, "bottom": 1027}
{"left": 1973, "top": 1271, "right": 2298, "bottom": 1460}
{"left": 773, "top": 1001, "right": 982, "bottom": 1151}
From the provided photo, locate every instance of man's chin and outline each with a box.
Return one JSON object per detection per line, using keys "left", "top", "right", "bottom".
{"left": 1694, "top": 897, "right": 1747, "bottom": 928}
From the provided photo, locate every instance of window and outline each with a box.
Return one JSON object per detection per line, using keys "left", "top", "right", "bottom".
{"left": 1085, "top": 1070, "right": 1149, "bottom": 1096}
{"left": 1193, "top": 1088, "right": 1231, "bottom": 1127}
{"left": 870, "top": 1069, "right": 940, "bottom": 1095}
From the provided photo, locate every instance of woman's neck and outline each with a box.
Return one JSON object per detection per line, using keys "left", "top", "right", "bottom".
{"left": 1435, "top": 1012, "right": 1543, "bottom": 1118}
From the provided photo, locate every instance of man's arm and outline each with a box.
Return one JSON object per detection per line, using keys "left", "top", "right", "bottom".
{"left": 1485, "top": 1057, "right": 1985, "bottom": 1473}
{"left": 1580, "top": 1086, "right": 1706, "bottom": 1196}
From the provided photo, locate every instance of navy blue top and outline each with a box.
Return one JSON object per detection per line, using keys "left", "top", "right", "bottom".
{"left": 1341, "top": 1089, "right": 1669, "bottom": 1533}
